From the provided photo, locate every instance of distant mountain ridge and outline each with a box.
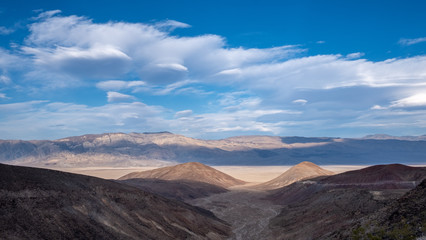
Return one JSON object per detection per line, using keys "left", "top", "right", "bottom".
{"left": 1, "top": 132, "right": 426, "bottom": 167}
{"left": 362, "top": 133, "right": 426, "bottom": 141}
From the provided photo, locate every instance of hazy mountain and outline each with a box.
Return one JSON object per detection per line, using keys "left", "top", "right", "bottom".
{"left": 2, "top": 132, "right": 426, "bottom": 167}
{"left": 119, "top": 179, "right": 228, "bottom": 202}
{"left": 119, "top": 162, "right": 246, "bottom": 188}
{"left": 0, "top": 163, "right": 231, "bottom": 240}
{"left": 363, "top": 133, "right": 426, "bottom": 141}
{"left": 254, "top": 161, "right": 334, "bottom": 190}
{"left": 266, "top": 164, "right": 426, "bottom": 239}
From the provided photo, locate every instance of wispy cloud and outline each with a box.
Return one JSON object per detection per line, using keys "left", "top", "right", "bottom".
{"left": 96, "top": 80, "right": 145, "bottom": 91}
{"left": 107, "top": 91, "right": 136, "bottom": 102}
{"left": 154, "top": 20, "right": 191, "bottom": 31}
{"left": 292, "top": 99, "right": 307, "bottom": 105}
{"left": 390, "top": 93, "right": 426, "bottom": 108}
{"left": 398, "top": 37, "right": 426, "bottom": 46}
{"left": 0, "top": 26, "right": 14, "bottom": 35}
{"left": 346, "top": 52, "right": 364, "bottom": 59}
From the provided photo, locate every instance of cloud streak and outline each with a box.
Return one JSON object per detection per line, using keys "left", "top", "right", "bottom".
{"left": 399, "top": 37, "right": 426, "bottom": 46}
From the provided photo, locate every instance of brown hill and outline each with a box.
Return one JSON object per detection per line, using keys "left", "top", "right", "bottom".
{"left": 255, "top": 161, "right": 334, "bottom": 190}
{"left": 0, "top": 163, "right": 231, "bottom": 240}
{"left": 118, "top": 162, "right": 246, "bottom": 188}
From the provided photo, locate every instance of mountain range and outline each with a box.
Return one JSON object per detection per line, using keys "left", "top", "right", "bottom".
{"left": 2, "top": 132, "right": 426, "bottom": 167}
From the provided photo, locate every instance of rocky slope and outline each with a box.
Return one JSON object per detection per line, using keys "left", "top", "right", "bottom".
{"left": 0, "top": 163, "right": 231, "bottom": 240}
{"left": 2, "top": 132, "right": 426, "bottom": 167}
{"left": 118, "top": 178, "right": 228, "bottom": 202}
{"left": 254, "top": 161, "right": 334, "bottom": 190}
{"left": 266, "top": 164, "right": 426, "bottom": 239}
{"left": 332, "top": 179, "right": 426, "bottom": 239}
{"left": 119, "top": 162, "right": 246, "bottom": 188}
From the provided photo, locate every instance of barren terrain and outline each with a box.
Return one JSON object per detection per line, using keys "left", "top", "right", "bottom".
{"left": 188, "top": 185, "right": 281, "bottom": 240}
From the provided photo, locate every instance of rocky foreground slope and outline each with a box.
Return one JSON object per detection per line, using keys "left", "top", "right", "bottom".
{"left": 333, "top": 179, "right": 426, "bottom": 239}
{"left": 267, "top": 164, "right": 426, "bottom": 239}
{"left": 119, "top": 179, "right": 228, "bottom": 202}
{"left": 0, "top": 163, "right": 231, "bottom": 240}
{"left": 2, "top": 132, "right": 426, "bottom": 167}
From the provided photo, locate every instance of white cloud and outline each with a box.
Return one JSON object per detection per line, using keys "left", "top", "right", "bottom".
{"left": 346, "top": 52, "right": 365, "bottom": 59}
{"left": 107, "top": 91, "right": 136, "bottom": 102}
{"left": 0, "top": 26, "right": 14, "bottom": 35}
{"left": 96, "top": 80, "right": 145, "bottom": 91}
{"left": 292, "top": 99, "right": 308, "bottom": 105}
{"left": 174, "top": 109, "right": 193, "bottom": 118}
{"left": 0, "top": 93, "right": 8, "bottom": 99}
{"left": 371, "top": 105, "right": 386, "bottom": 110}
{"left": 22, "top": 45, "right": 132, "bottom": 78}
{"left": 156, "top": 63, "right": 188, "bottom": 72}
{"left": 390, "top": 93, "right": 426, "bottom": 108}
{"left": 217, "top": 68, "right": 242, "bottom": 75}
{"left": 0, "top": 101, "right": 167, "bottom": 139}
{"left": 23, "top": 12, "right": 301, "bottom": 85}
{"left": 0, "top": 75, "right": 11, "bottom": 84}
{"left": 33, "top": 9, "right": 62, "bottom": 19}
{"left": 399, "top": 37, "right": 426, "bottom": 46}
{"left": 155, "top": 20, "right": 191, "bottom": 31}
{"left": 2, "top": 11, "right": 426, "bottom": 138}
{"left": 212, "top": 55, "right": 426, "bottom": 101}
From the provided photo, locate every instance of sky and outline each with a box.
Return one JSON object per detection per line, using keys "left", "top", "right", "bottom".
{"left": 1, "top": 0, "right": 426, "bottom": 140}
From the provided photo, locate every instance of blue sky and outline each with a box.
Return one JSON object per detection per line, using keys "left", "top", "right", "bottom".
{"left": 1, "top": 0, "right": 426, "bottom": 140}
